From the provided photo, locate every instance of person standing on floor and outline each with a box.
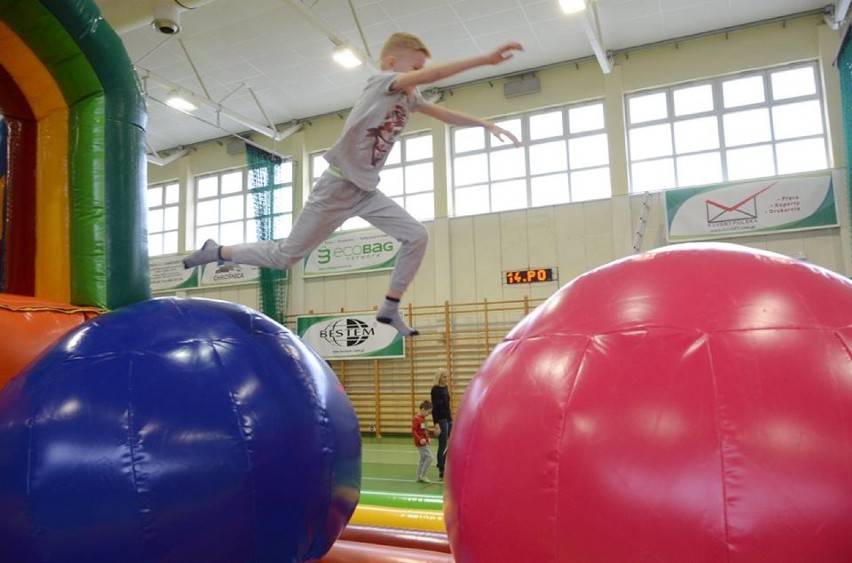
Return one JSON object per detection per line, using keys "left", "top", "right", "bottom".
{"left": 412, "top": 399, "right": 439, "bottom": 483}
{"left": 430, "top": 368, "right": 453, "bottom": 479}
{"left": 182, "top": 32, "right": 522, "bottom": 337}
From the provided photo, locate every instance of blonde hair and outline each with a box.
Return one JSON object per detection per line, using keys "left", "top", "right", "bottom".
{"left": 433, "top": 368, "right": 449, "bottom": 386}
{"left": 380, "top": 32, "right": 431, "bottom": 60}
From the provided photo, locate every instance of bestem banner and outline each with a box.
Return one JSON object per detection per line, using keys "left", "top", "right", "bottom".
{"left": 296, "top": 313, "right": 405, "bottom": 360}
{"left": 664, "top": 171, "right": 838, "bottom": 242}
{"left": 303, "top": 228, "right": 399, "bottom": 277}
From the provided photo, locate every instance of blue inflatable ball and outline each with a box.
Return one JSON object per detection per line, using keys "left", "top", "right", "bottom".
{"left": 0, "top": 297, "right": 361, "bottom": 563}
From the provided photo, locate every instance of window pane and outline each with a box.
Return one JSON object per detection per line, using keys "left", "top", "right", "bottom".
{"left": 673, "top": 84, "right": 714, "bottom": 116}
{"left": 245, "top": 219, "right": 258, "bottom": 243}
{"left": 569, "top": 133, "right": 609, "bottom": 168}
{"left": 772, "top": 100, "right": 823, "bottom": 140}
{"left": 771, "top": 66, "right": 816, "bottom": 100}
{"left": 530, "top": 173, "right": 569, "bottom": 206}
{"left": 386, "top": 142, "right": 402, "bottom": 165}
{"left": 676, "top": 152, "right": 723, "bottom": 187}
{"left": 405, "top": 162, "right": 434, "bottom": 193}
{"left": 379, "top": 167, "right": 404, "bottom": 196}
{"left": 726, "top": 145, "right": 775, "bottom": 181}
{"left": 147, "top": 186, "right": 163, "bottom": 207}
{"left": 723, "top": 108, "right": 771, "bottom": 147}
{"left": 674, "top": 116, "right": 719, "bottom": 153}
{"left": 197, "top": 176, "right": 218, "bottom": 199}
{"left": 722, "top": 75, "right": 765, "bottom": 108}
{"left": 629, "top": 92, "right": 667, "bottom": 124}
{"left": 406, "top": 135, "right": 432, "bottom": 160}
{"left": 491, "top": 118, "right": 522, "bottom": 148}
{"left": 491, "top": 179, "right": 527, "bottom": 212}
{"left": 631, "top": 158, "right": 676, "bottom": 191}
{"left": 273, "top": 214, "right": 292, "bottom": 239}
{"left": 569, "top": 103, "right": 605, "bottom": 133}
{"left": 490, "top": 147, "right": 526, "bottom": 181}
{"left": 164, "top": 206, "right": 179, "bottom": 230}
{"left": 250, "top": 167, "right": 270, "bottom": 188}
{"left": 196, "top": 199, "right": 219, "bottom": 225}
{"left": 148, "top": 233, "right": 163, "bottom": 257}
{"left": 776, "top": 138, "right": 827, "bottom": 175}
{"left": 454, "top": 153, "right": 488, "bottom": 186}
{"left": 629, "top": 124, "right": 673, "bottom": 160}
{"left": 221, "top": 171, "right": 242, "bottom": 194}
{"left": 455, "top": 185, "right": 489, "bottom": 216}
{"left": 530, "top": 110, "right": 563, "bottom": 140}
{"left": 571, "top": 168, "right": 611, "bottom": 202}
{"left": 220, "top": 221, "right": 244, "bottom": 245}
{"left": 163, "top": 231, "right": 178, "bottom": 255}
{"left": 220, "top": 194, "right": 244, "bottom": 222}
{"left": 273, "top": 186, "right": 293, "bottom": 213}
{"left": 196, "top": 225, "right": 218, "bottom": 246}
{"left": 312, "top": 154, "right": 328, "bottom": 179}
{"left": 148, "top": 208, "right": 163, "bottom": 232}
{"left": 165, "top": 183, "right": 180, "bottom": 204}
{"left": 274, "top": 162, "right": 293, "bottom": 184}
{"left": 407, "top": 192, "right": 435, "bottom": 221}
{"left": 454, "top": 127, "right": 485, "bottom": 152}
{"left": 340, "top": 216, "right": 370, "bottom": 231}
{"left": 529, "top": 140, "right": 567, "bottom": 175}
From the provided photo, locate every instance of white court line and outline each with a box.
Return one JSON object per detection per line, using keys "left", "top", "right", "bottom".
{"left": 362, "top": 476, "right": 442, "bottom": 485}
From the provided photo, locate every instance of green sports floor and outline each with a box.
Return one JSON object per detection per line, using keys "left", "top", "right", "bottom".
{"left": 361, "top": 435, "right": 445, "bottom": 502}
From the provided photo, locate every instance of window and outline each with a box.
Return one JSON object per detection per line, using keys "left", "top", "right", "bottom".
{"left": 451, "top": 102, "right": 610, "bottom": 217}
{"left": 194, "top": 163, "right": 294, "bottom": 247}
{"left": 308, "top": 131, "right": 435, "bottom": 230}
{"left": 626, "top": 62, "right": 828, "bottom": 192}
{"left": 146, "top": 181, "right": 179, "bottom": 256}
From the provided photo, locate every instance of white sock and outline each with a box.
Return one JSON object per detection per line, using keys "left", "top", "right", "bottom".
{"left": 377, "top": 296, "right": 418, "bottom": 337}
{"left": 183, "top": 239, "right": 222, "bottom": 269}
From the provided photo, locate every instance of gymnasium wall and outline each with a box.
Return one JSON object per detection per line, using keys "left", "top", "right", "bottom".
{"left": 149, "top": 14, "right": 851, "bottom": 318}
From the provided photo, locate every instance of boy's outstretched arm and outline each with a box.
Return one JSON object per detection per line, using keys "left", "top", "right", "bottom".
{"left": 419, "top": 104, "right": 522, "bottom": 147}
{"left": 391, "top": 42, "right": 523, "bottom": 92}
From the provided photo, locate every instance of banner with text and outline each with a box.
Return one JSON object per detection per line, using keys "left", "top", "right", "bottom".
{"left": 664, "top": 172, "right": 838, "bottom": 242}
{"left": 200, "top": 261, "right": 264, "bottom": 286}
{"left": 149, "top": 255, "right": 199, "bottom": 293}
{"left": 296, "top": 313, "right": 404, "bottom": 360}
{"left": 303, "top": 229, "right": 399, "bottom": 277}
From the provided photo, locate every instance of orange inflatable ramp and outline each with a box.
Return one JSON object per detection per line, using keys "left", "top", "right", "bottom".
{"left": 0, "top": 293, "right": 102, "bottom": 389}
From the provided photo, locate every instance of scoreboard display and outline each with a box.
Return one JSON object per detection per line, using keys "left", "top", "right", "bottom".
{"left": 504, "top": 267, "right": 557, "bottom": 285}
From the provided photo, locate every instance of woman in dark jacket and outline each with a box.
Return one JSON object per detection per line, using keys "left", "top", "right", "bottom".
{"left": 430, "top": 368, "right": 453, "bottom": 479}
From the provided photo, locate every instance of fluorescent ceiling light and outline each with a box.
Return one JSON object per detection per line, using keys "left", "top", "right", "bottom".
{"left": 333, "top": 44, "right": 362, "bottom": 68}
{"left": 165, "top": 90, "right": 199, "bottom": 111}
{"left": 559, "top": 0, "right": 587, "bottom": 15}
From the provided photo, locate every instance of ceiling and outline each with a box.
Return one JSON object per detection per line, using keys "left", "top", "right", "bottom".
{"left": 92, "top": 0, "right": 834, "bottom": 155}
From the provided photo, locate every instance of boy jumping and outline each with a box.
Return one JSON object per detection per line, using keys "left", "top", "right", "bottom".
{"left": 184, "top": 33, "right": 523, "bottom": 336}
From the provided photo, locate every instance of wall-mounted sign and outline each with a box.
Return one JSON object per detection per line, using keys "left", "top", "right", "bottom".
{"left": 296, "top": 313, "right": 404, "bottom": 360}
{"left": 664, "top": 171, "right": 838, "bottom": 242}
{"left": 303, "top": 228, "right": 399, "bottom": 278}
{"left": 504, "top": 267, "right": 557, "bottom": 285}
{"left": 149, "top": 254, "right": 199, "bottom": 293}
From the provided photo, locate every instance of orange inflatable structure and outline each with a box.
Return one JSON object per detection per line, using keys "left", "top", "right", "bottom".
{"left": 0, "top": 293, "right": 101, "bottom": 389}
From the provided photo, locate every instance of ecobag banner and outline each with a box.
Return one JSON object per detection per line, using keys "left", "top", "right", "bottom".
{"left": 303, "top": 229, "right": 399, "bottom": 277}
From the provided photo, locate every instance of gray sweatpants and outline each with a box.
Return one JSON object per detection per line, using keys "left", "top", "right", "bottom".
{"left": 231, "top": 171, "right": 428, "bottom": 293}
{"left": 416, "top": 445, "right": 433, "bottom": 481}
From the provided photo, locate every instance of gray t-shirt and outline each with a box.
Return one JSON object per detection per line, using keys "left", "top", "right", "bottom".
{"left": 324, "top": 71, "right": 426, "bottom": 192}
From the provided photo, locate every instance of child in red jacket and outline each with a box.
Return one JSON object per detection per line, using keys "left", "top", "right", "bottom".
{"left": 412, "top": 400, "right": 440, "bottom": 483}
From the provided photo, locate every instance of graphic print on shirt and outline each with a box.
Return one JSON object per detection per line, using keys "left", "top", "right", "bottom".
{"left": 366, "top": 103, "right": 408, "bottom": 166}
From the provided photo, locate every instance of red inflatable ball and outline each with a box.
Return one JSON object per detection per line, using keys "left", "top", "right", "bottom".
{"left": 445, "top": 242, "right": 852, "bottom": 562}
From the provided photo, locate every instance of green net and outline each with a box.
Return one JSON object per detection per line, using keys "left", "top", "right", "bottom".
{"left": 838, "top": 31, "right": 852, "bottom": 253}
{"left": 246, "top": 143, "right": 290, "bottom": 323}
